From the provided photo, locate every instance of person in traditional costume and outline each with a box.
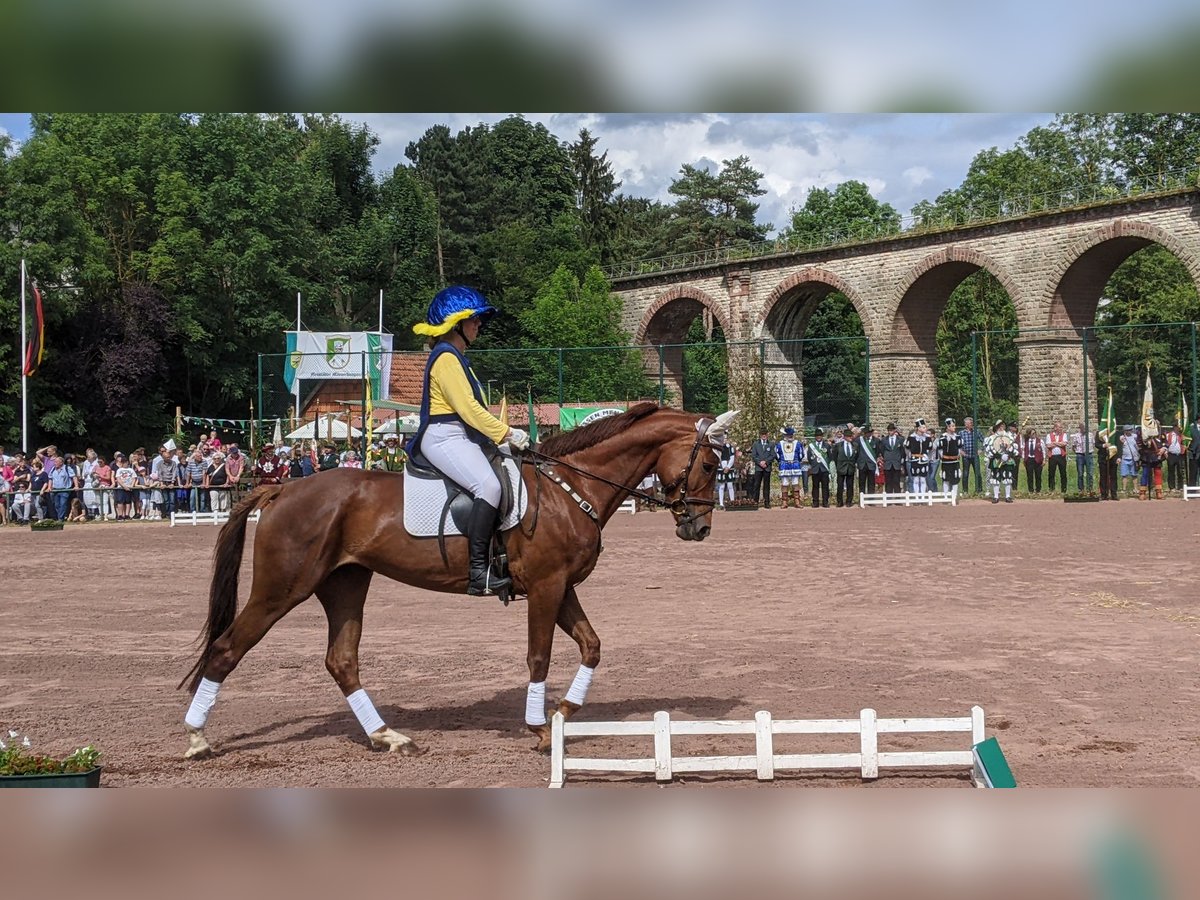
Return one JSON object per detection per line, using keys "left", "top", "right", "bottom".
{"left": 905, "top": 419, "right": 933, "bottom": 497}
{"left": 380, "top": 434, "right": 407, "bottom": 472}
{"left": 937, "top": 417, "right": 962, "bottom": 502}
{"left": 1118, "top": 425, "right": 1139, "bottom": 496}
{"left": 775, "top": 426, "right": 804, "bottom": 508}
{"left": 984, "top": 420, "right": 1017, "bottom": 503}
{"left": 408, "top": 286, "right": 529, "bottom": 597}
{"left": 806, "top": 427, "right": 831, "bottom": 508}
{"left": 716, "top": 439, "right": 738, "bottom": 507}
{"left": 1095, "top": 424, "right": 1119, "bottom": 501}
{"left": 1137, "top": 423, "right": 1167, "bottom": 500}
{"left": 855, "top": 424, "right": 881, "bottom": 497}
{"left": 254, "top": 442, "right": 284, "bottom": 485}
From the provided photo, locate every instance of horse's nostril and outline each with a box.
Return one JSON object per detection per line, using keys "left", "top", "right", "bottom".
{"left": 696, "top": 525, "right": 711, "bottom": 540}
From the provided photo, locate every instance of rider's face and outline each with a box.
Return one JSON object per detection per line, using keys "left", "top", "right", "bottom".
{"left": 462, "top": 317, "right": 482, "bottom": 342}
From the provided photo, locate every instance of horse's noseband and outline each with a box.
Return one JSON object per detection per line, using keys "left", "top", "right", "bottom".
{"left": 660, "top": 426, "right": 719, "bottom": 528}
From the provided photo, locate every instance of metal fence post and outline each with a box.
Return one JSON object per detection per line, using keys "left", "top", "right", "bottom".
{"left": 1082, "top": 327, "right": 1091, "bottom": 491}
{"left": 970, "top": 332, "right": 979, "bottom": 431}
{"left": 758, "top": 340, "right": 767, "bottom": 428}
{"left": 557, "top": 347, "right": 565, "bottom": 406}
{"left": 256, "top": 354, "right": 264, "bottom": 448}
{"left": 657, "top": 345, "right": 665, "bottom": 405}
{"left": 864, "top": 336, "right": 871, "bottom": 425}
{"left": 1191, "top": 321, "right": 1197, "bottom": 420}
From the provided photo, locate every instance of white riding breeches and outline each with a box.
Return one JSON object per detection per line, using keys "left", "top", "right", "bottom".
{"left": 420, "top": 421, "right": 502, "bottom": 507}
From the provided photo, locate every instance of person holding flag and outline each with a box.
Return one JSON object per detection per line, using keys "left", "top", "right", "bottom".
{"left": 1096, "top": 385, "right": 1120, "bottom": 501}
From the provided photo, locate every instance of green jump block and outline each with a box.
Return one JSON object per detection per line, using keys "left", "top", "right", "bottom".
{"left": 973, "top": 736, "right": 1016, "bottom": 788}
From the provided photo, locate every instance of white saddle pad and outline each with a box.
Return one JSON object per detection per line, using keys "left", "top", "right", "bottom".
{"left": 403, "top": 455, "right": 527, "bottom": 537}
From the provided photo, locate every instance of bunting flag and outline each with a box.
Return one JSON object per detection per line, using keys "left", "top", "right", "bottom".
{"left": 527, "top": 385, "right": 538, "bottom": 444}
{"left": 364, "top": 375, "right": 377, "bottom": 467}
{"left": 23, "top": 277, "right": 44, "bottom": 377}
{"left": 1100, "top": 385, "right": 1116, "bottom": 443}
{"left": 1140, "top": 364, "right": 1158, "bottom": 437}
{"left": 498, "top": 393, "right": 508, "bottom": 427}
{"left": 1177, "top": 376, "right": 1188, "bottom": 433}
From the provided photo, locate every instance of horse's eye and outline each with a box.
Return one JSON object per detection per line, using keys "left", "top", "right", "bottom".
{"left": 701, "top": 462, "right": 715, "bottom": 474}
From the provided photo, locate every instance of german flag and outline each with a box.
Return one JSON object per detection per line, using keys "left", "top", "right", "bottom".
{"left": 23, "top": 278, "right": 44, "bottom": 377}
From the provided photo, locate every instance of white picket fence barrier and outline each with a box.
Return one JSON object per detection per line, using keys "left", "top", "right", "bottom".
{"left": 619, "top": 498, "right": 637, "bottom": 514}
{"left": 170, "top": 510, "right": 261, "bottom": 527}
{"left": 549, "top": 706, "right": 986, "bottom": 788}
{"left": 1184, "top": 486, "right": 1200, "bottom": 501}
{"left": 860, "top": 490, "right": 957, "bottom": 508}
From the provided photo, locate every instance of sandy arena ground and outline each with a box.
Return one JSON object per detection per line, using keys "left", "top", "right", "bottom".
{"left": 2, "top": 498, "right": 1198, "bottom": 787}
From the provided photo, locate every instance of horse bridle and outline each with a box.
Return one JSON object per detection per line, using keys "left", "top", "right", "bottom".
{"left": 522, "top": 419, "right": 721, "bottom": 528}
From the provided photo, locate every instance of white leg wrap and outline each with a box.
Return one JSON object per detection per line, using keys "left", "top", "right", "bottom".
{"left": 185, "top": 677, "right": 222, "bottom": 729}
{"left": 525, "top": 681, "right": 547, "bottom": 726}
{"left": 564, "top": 665, "right": 595, "bottom": 706}
{"left": 346, "top": 688, "right": 386, "bottom": 736}
{"left": 1004, "top": 484, "right": 1012, "bottom": 498}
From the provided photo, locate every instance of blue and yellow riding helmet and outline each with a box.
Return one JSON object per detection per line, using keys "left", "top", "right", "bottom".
{"left": 413, "top": 285, "right": 497, "bottom": 337}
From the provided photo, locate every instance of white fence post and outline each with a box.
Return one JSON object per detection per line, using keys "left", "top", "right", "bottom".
{"left": 549, "top": 712, "right": 565, "bottom": 789}
{"left": 754, "top": 710, "right": 774, "bottom": 781}
{"left": 653, "top": 711, "right": 673, "bottom": 782}
{"left": 971, "top": 705, "right": 985, "bottom": 746}
{"left": 860, "top": 708, "right": 879, "bottom": 780}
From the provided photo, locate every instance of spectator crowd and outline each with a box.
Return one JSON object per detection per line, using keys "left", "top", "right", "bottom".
{"left": 0, "top": 431, "right": 410, "bottom": 525}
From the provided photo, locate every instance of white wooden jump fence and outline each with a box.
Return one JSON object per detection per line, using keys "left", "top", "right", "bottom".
{"left": 170, "top": 510, "right": 261, "bottom": 527}
{"left": 550, "top": 705, "right": 987, "bottom": 788}
{"left": 619, "top": 498, "right": 637, "bottom": 514}
{"left": 860, "top": 490, "right": 957, "bottom": 508}
{"left": 1184, "top": 486, "right": 1200, "bottom": 501}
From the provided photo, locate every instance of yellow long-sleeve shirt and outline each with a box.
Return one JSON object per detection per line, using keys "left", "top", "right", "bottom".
{"left": 427, "top": 353, "right": 510, "bottom": 444}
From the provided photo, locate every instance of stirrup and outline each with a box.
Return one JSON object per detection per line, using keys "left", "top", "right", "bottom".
{"left": 467, "top": 567, "right": 512, "bottom": 598}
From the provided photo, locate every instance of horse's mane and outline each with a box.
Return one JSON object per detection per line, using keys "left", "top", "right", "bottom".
{"left": 538, "top": 402, "right": 661, "bottom": 457}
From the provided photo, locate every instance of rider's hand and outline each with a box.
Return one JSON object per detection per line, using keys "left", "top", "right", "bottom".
{"left": 506, "top": 428, "right": 530, "bottom": 451}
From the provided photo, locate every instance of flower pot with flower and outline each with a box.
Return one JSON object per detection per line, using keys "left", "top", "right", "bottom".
{"left": 0, "top": 730, "right": 102, "bottom": 788}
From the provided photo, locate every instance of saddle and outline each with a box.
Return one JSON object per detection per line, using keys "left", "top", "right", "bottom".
{"left": 402, "top": 448, "right": 527, "bottom": 584}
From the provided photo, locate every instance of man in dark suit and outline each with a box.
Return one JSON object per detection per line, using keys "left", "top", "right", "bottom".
{"left": 880, "top": 422, "right": 905, "bottom": 494}
{"left": 750, "top": 428, "right": 775, "bottom": 508}
{"left": 855, "top": 424, "right": 881, "bottom": 496}
{"left": 806, "top": 428, "right": 832, "bottom": 508}
{"left": 831, "top": 424, "right": 858, "bottom": 507}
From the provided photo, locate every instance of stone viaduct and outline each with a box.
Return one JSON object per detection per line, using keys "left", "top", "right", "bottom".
{"left": 612, "top": 189, "right": 1200, "bottom": 431}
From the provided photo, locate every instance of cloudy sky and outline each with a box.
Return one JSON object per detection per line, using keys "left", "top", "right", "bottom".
{"left": 1, "top": 113, "right": 1053, "bottom": 236}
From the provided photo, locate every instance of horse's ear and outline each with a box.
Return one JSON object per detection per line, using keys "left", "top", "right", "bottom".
{"left": 705, "top": 410, "right": 740, "bottom": 442}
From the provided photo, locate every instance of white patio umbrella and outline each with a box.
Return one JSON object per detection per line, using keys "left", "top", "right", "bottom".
{"left": 286, "top": 420, "right": 362, "bottom": 440}
{"left": 373, "top": 414, "right": 420, "bottom": 435}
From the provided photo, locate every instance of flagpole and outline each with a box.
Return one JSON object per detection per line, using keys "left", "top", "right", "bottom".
{"left": 20, "top": 258, "right": 27, "bottom": 453}
{"left": 378, "top": 288, "right": 384, "bottom": 333}
{"left": 293, "top": 291, "right": 302, "bottom": 424}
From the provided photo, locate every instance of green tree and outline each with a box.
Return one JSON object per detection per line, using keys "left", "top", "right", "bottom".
{"left": 681, "top": 316, "right": 728, "bottom": 413}
{"left": 666, "top": 155, "right": 770, "bottom": 253}
{"left": 570, "top": 127, "right": 620, "bottom": 262}
{"left": 783, "top": 180, "right": 900, "bottom": 245}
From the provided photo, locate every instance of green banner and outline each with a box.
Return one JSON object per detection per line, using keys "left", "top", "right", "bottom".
{"left": 559, "top": 406, "right": 627, "bottom": 431}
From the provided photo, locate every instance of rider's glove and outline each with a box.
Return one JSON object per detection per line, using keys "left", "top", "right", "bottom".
{"left": 507, "top": 428, "right": 530, "bottom": 451}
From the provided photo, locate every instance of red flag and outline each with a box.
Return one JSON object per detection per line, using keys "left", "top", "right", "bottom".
{"left": 23, "top": 278, "right": 44, "bottom": 377}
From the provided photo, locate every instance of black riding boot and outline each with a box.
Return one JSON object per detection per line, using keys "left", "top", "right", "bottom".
{"left": 466, "top": 498, "right": 511, "bottom": 596}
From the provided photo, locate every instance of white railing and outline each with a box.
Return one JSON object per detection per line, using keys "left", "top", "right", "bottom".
{"left": 170, "top": 510, "right": 261, "bottom": 527}
{"left": 618, "top": 498, "right": 637, "bottom": 514}
{"left": 860, "top": 490, "right": 957, "bottom": 508}
{"left": 550, "top": 706, "right": 986, "bottom": 788}
{"left": 1183, "top": 486, "right": 1200, "bottom": 501}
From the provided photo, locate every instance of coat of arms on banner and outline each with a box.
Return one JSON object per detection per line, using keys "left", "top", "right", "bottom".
{"left": 288, "top": 350, "right": 303, "bottom": 370}
{"left": 326, "top": 335, "right": 351, "bottom": 369}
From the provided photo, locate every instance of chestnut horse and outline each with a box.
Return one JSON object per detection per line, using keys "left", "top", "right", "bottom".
{"left": 180, "top": 403, "right": 736, "bottom": 760}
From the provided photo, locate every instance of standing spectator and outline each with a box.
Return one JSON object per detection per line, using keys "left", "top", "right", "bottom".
{"left": 855, "top": 425, "right": 880, "bottom": 498}
{"left": 254, "top": 442, "right": 285, "bottom": 484}
{"left": 1119, "top": 425, "right": 1139, "bottom": 496}
{"left": 1045, "top": 420, "right": 1069, "bottom": 492}
{"left": 831, "top": 425, "right": 857, "bottom": 508}
{"left": 300, "top": 442, "right": 316, "bottom": 476}
{"left": 205, "top": 451, "right": 231, "bottom": 513}
{"left": 937, "top": 418, "right": 963, "bottom": 502}
{"left": 10, "top": 454, "right": 32, "bottom": 524}
{"left": 151, "top": 445, "right": 179, "bottom": 519}
{"left": 905, "top": 420, "right": 933, "bottom": 497}
{"left": 287, "top": 450, "right": 305, "bottom": 480}
{"left": 960, "top": 416, "right": 982, "bottom": 494}
{"left": 379, "top": 435, "right": 406, "bottom": 473}
{"left": 1138, "top": 428, "right": 1167, "bottom": 500}
{"left": 716, "top": 439, "right": 737, "bottom": 508}
{"left": 926, "top": 423, "right": 941, "bottom": 492}
{"left": 95, "top": 455, "right": 115, "bottom": 520}
{"left": 185, "top": 449, "right": 208, "bottom": 511}
{"left": 318, "top": 442, "right": 340, "bottom": 472}
{"left": 36, "top": 445, "right": 59, "bottom": 476}
{"left": 81, "top": 449, "right": 100, "bottom": 519}
{"left": 47, "top": 452, "right": 78, "bottom": 521}
{"left": 224, "top": 444, "right": 245, "bottom": 501}
{"left": 1189, "top": 414, "right": 1200, "bottom": 487}
{"left": 985, "top": 420, "right": 1017, "bottom": 503}
{"left": 1022, "top": 427, "right": 1045, "bottom": 493}
{"left": 806, "top": 428, "right": 832, "bottom": 508}
{"left": 1071, "top": 423, "right": 1094, "bottom": 492}
{"left": 132, "top": 449, "right": 151, "bottom": 519}
{"left": 880, "top": 422, "right": 905, "bottom": 494}
{"left": 1096, "top": 426, "right": 1119, "bottom": 501}
{"left": 1164, "top": 424, "right": 1185, "bottom": 491}
{"left": 30, "top": 459, "right": 50, "bottom": 521}
{"left": 340, "top": 450, "right": 363, "bottom": 469}
{"left": 113, "top": 453, "right": 137, "bottom": 521}
{"left": 774, "top": 427, "right": 804, "bottom": 509}
{"left": 749, "top": 429, "right": 775, "bottom": 509}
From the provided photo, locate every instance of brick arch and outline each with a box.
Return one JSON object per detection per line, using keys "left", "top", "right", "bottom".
{"left": 754, "top": 267, "right": 870, "bottom": 339}
{"left": 634, "top": 285, "right": 732, "bottom": 345}
{"left": 886, "top": 245, "right": 1023, "bottom": 353}
{"left": 1041, "top": 218, "right": 1200, "bottom": 329}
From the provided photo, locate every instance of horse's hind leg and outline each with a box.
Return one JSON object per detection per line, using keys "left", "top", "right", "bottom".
{"left": 552, "top": 586, "right": 600, "bottom": 723}
{"left": 317, "top": 564, "right": 421, "bottom": 757}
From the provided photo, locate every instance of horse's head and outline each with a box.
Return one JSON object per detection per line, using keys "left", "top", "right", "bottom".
{"left": 657, "top": 410, "right": 739, "bottom": 541}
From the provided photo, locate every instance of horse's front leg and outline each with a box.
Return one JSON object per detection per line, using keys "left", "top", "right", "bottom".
{"left": 552, "top": 586, "right": 600, "bottom": 723}
{"left": 525, "top": 581, "right": 567, "bottom": 753}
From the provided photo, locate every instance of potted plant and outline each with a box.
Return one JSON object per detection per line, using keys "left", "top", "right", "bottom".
{"left": 1063, "top": 491, "right": 1101, "bottom": 503}
{"left": 723, "top": 498, "right": 760, "bottom": 511}
{"left": 30, "top": 519, "right": 64, "bottom": 532}
{"left": 0, "top": 730, "right": 102, "bottom": 788}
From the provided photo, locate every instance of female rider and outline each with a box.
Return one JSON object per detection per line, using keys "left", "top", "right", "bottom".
{"left": 409, "top": 286, "right": 530, "bottom": 597}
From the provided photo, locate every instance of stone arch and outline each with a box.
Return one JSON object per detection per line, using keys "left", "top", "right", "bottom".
{"left": 1043, "top": 219, "right": 1200, "bottom": 330}
{"left": 635, "top": 285, "right": 732, "bottom": 346}
{"left": 754, "top": 267, "right": 871, "bottom": 340}
{"left": 887, "top": 245, "right": 1024, "bottom": 353}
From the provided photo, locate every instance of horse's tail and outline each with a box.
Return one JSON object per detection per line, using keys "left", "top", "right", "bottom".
{"left": 180, "top": 486, "right": 283, "bottom": 692}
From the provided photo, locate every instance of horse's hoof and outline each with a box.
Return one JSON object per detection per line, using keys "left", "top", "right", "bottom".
{"left": 370, "top": 727, "right": 424, "bottom": 757}
{"left": 528, "top": 723, "right": 552, "bottom": 754}
{"left": 184, "top": 727, "right": 212, "bottom": 760}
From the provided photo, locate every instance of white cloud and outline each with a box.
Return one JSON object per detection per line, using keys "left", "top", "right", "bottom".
{"left": 903, "top": 166, "right": 934, "bottom": 187}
